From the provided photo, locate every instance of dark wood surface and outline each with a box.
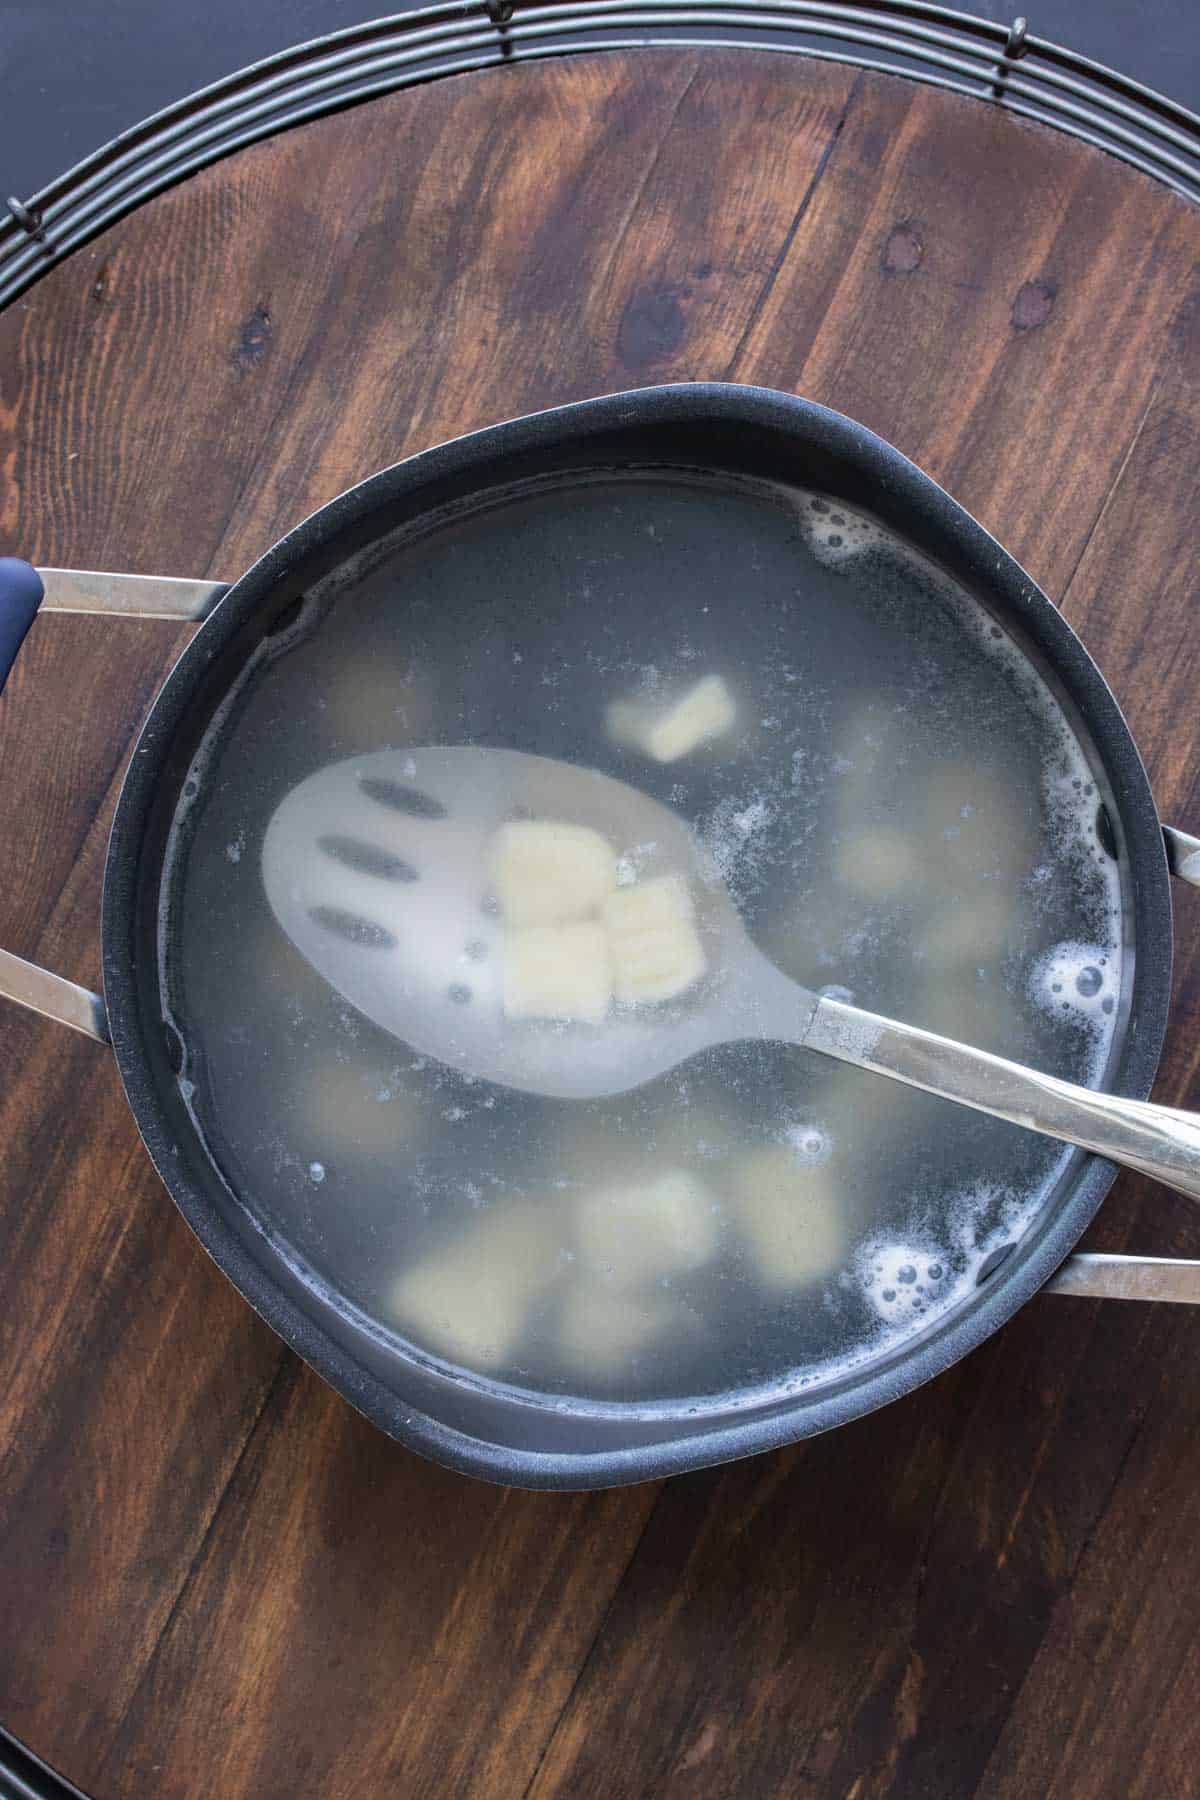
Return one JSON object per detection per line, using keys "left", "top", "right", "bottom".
{"left": 2, "top": 49, "right": 1199, "bottom": 1799}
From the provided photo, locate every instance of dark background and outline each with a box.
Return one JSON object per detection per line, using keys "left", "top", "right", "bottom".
{"left": 2, "top": 0, "right": 1197, "bottom": 205}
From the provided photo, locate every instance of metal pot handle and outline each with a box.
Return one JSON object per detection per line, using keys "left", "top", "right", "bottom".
{"left": 0, "top": 560, "right": 227, "bottom": 1042}
{"left": 0, "top": 560, "right": 1196, "bottom": 1305}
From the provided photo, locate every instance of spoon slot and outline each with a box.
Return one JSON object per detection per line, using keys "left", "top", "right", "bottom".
{"left": 318, "top": 834, "right": 419, "bottom": 882}
{"left": 358, "top": 775, "right": 447, "bottom": 819}
{"left": 308, "top": 905, "right": 397, "bottom": 950}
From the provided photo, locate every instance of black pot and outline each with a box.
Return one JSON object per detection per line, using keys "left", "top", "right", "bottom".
{"left": 0, "top": 383, "right": 1194, "bottom": 1488}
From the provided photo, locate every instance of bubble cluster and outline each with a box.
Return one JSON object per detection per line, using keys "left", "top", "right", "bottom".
{"left": 857, "top": 1241, "right": 948, "bottom": 1325}
{"left": 795, "top": 494, "right": 887, "bottom": 568}
{"left": 1030, "top": 940, "right": 1119, "bottom": 1027}
{"left": 833, "top": 1175, "right": 1052, "bottom": 1372}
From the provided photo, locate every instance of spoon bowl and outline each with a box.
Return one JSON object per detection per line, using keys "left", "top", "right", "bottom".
{"left": 262, "top": 745, "right": 807, "bottom": 1099}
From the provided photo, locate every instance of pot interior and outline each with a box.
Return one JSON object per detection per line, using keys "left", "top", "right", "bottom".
{"left": 107, "top": 389, "right": 1171, "bottom": 1483}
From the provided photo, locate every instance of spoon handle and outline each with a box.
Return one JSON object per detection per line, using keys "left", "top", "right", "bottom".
{"left": 803, "top": 996, "right": 1200, "bottom": 1201}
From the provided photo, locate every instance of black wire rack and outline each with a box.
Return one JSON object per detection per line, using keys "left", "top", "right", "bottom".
{"left": 0, "top": 9, "right": 1196, "bottom": 1794}
{"left": 3, "top": 0, "right": 1200, "bottom": 310}
{"left": 0, "top": 1725, "right": 88, "bottom": 1800}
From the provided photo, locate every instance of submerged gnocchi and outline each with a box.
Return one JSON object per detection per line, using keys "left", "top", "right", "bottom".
{"left": 575, "top": 1166, "right": 720, "bottom": 1282}
{"left": 607, "top": 671, "right": 738, "bottom": 762}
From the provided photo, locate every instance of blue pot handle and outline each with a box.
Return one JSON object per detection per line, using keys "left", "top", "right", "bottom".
{"left": 0, "top": 555, "right": 111, "bottom": 1041}
{"left": 0, "top": 558, "right": 44, "bottom": 694}
{"left": 0, "top": 556, "right": 232, "bottom": 1042}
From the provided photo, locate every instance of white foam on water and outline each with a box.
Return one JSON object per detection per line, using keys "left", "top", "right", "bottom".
{"left": 795, "top": 495, "right": 889, "bottom": 568}
{"left": 789, "top": 479, "right": 1125, "bottom": 1051}
{"left": 700, "top": 791, "right": 776, "bottom": 901}
{"left": 806, "top": 1170, "right": 1054, "bottom": 1385}
{"left": 856, "top": 1240, "right": 951, "bottom": 1327}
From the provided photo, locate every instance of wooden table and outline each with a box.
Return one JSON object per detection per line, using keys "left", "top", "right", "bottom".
{"left": 2, "top": 48, "right": 1200, "bottom": 1799}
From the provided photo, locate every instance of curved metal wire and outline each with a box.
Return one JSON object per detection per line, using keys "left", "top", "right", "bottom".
{"left": 3, "top": 0, "right": 1200, "bottom": 307}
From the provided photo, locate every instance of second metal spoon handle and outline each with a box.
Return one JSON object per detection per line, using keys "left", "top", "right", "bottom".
{"left": 804, "top": 996, "right": 1200, "bottom": 1202}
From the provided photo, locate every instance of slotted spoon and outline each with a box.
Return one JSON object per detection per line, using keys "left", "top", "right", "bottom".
{"left": 262, "top": 745, "right": 1200, "bottom": 1200}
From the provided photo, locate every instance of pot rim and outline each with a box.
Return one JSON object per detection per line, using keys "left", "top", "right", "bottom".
{"left": 101, "top": 381, "right": 1173, "bottom": 1489}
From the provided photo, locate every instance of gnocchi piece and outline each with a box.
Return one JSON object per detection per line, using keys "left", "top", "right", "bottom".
{"left": 833, "top": 694, "right": 899, "bottom": 832}
{"left": 502, "top": 921, "right": 612, "bottom": 1024}
{"left": 489, "top": 820, "right": 617, "bottom": 928}
{"left": 913, "top": 893, "right": 1013, "bottom": 969}
{"left": 388, "top": 1203, "right": 561, "bottom": 1372}
{"left": 607, "top": 673, "right": 737, "bottom": 763}
{"left": 920, "top": 765, "right": 1036, "bottom": 883}
{"left": 299, "top": 1061, "right": 425, "bottom": 1158}
{"left": 604, "top": 874, "right": 707, "bottom": 1005}
{"left": 729, "top": 1148, "right": 845, "bottom": 1291}
{"left": 575, "top": 1166, "right": 720, "bottom": 1285}
{"left": 656, "top": 1097, "right": 739, "bottom": 1166}
{"left": 760, "top": 883, "right": 859, "bottom": 988}
{"left": 911, "top": 974, "right": 1029, "bottom": 1059}
{"left": 833, "top": 827, "right": 922, "bottom": 902}
{"left": 557, "top": 1278, "right": 685, "bottom": 1377}
{"left": 323, "top": 654, "right": 437, "bottom": 746}
{"left": 815, "top": 1059, "right": 925, "bottom": 1156}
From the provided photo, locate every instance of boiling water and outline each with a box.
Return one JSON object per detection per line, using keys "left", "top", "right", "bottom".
{"left": 161, "top": 472, "right": 1125, "bottom": 1406}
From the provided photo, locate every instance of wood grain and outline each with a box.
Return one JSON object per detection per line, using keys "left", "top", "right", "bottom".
{"left": 1, "top": 48, "right": 1199, "bottom": 1799}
